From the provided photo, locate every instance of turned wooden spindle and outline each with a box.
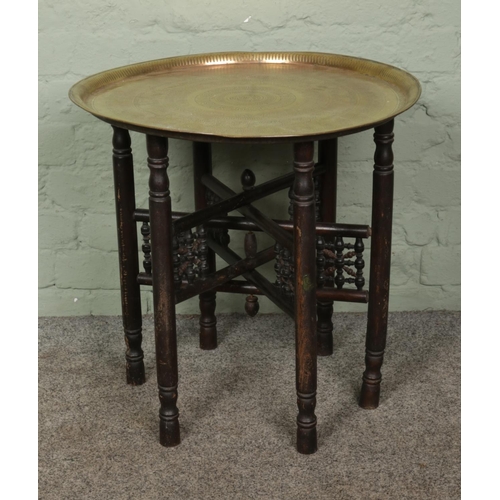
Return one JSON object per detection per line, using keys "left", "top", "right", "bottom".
{"left": 147, "top": 134, "right": 180, "bottom": 447}
{"left": 359, "top": 119, "right": 395, "bottom": 410}
{"left": 141, "top": 221, "right": 152, "bottom": 274}
{"left": 193, "top": 142, "right": 217, "bottom": 350}
{"left": 354, "top": 237, "right": 365, "bottom": 290}
{"left": 334, "top": 237, "right": 346, "bottom": 289}
{"left": 244, "top": 231, "right": 260, "bottom": 317}
{"left": 316, "top": 138, "right": 337, "bottom": 356}
{"left": 292, "top": 141, "right": 318, "bottom": 454}
{"left": 111, "top": 127, "right": 145, "bottom": 386}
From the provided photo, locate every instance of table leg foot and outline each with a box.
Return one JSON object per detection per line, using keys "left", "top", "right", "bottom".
{"left": 126, "top": 366, "right": 145, "bottom": 386}
{"left": 297, "top": 392, "right": 318, "bottom": 454}
{"left": 159, "top": 421, "right": 181, "bottom": 447}
{"left": 297, "top": 429, "right": 317, "bottom": 455}
{"left": 199, "top": 291, "right": 217, "bottom": 350}
{"left": 359, "top": 350, "right": 384, "bottom": 409}
{"left": 159, "top": 385, "right": 181, "bottom": 447}
{"left": 125, "top": 328, "right": 146, "bottom": 386}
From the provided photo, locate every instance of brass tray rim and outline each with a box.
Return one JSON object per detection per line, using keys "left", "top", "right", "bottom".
{"left": 69, "top": 51, "right": 422, "bottom": 143}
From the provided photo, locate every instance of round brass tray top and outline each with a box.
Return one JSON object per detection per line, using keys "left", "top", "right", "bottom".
{"left": 69, "top": 52, "right": 421, "bottom": 143}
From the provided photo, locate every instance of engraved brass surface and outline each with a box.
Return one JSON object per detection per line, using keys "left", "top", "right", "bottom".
{"left": 69, "top": 52, "right": 421, "bottom": 142}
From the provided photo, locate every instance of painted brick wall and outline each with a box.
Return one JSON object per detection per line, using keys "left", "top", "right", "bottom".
{"left": 38, "top": 0, "right": 461, "bottom": 316}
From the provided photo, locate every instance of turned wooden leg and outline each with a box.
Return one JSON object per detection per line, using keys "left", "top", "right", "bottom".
{"left": 112, "top": 127, "right": 145, "bottom": 385}
{"left": 147, "top": 135, "right": 180, "bottom": 446}
{"left": 193, "top": 142, "right": 217, "bottom": 350}
{"left": 316, "top": 138, "right": 338, "bottom": 356}
{"left": 360, "top": 119, "right": 395, "bottom": 409}
{"left": 292, "top": 141, "right": 318, "bottom": 454}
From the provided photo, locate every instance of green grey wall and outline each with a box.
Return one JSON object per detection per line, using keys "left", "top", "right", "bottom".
{"left": 39, "top": 0, "right": 460, "bottom": 316}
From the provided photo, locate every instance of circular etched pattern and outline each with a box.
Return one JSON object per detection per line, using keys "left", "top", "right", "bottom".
{"left": 193, "top": 85, "right": 297, "bottom": 113}
{"left": 70, "top": 52, "right": 421, "bottom": 141}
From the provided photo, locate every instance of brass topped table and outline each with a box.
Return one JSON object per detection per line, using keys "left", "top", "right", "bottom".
{"left": 69, "top": 52, "right": 421, "bottom": 454}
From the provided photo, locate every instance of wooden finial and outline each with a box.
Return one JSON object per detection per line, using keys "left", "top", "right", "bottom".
{"left": 245, "top": 295, "right": 259, "bottom": 317}
{"left": 241, "top": 169, "right": 256, "bottom": 190}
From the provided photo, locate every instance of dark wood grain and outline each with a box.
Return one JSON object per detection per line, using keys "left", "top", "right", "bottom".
{"left": 135, "top": 208, "right": 370, "bottom": 238}
{"left": 210, "top": 280, "right": 261, "bottom": 295}
{"left": 147, "top": 134, "right": 180, "bottom": 447}
{"left": 316, "top": 138, "right": 338, "bottom": 356}
{"left": 292, "top": 141, "right": 318, "bottom": 454}
{"left": 111, "top": 119, "right": 394, "bottom": 453}
{"left": 208, "top": 238, "right": 295, "bottom": 318}
{"left": 359, "top": 119, "right": 395, "bottom": 410}
{"left": 112, "top": 127, "right": 145, "bottom": 386}
{"left": 174, "top": 163, "right": 326, "bottom": 234}
{"left": 193, "top": 142, "right": 218, "bottom": 350}
{"left": 174, "top": 246, "right": 276, "bottom": 304}
{"left": 202, "top": 174, "right": 293, "bottom": 251}
{"left": 137, "top": 273, "right": 368, "bottom": 303}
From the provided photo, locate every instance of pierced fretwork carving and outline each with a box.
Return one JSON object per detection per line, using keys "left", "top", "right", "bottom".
{"left": 197, "top": 226, "right": 209, "bottom": 278}
{"left": 274, "top": 242, "right": 294, "bottom": 298}
{"left": 316, "top": 236, "right": 326, "bottom": 289}
{"left": 274, "top": 186, "right": 295, "bottom": 295}
{"left": 172, "top": 235, "right": 181, "bottom": 288}
{"left": 172, "top": 228, "right": 210, "bottom": 285}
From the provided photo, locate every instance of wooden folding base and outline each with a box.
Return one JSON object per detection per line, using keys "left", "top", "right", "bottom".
{"left": 111, "top": 122, "right": 395, "bottom": 454}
